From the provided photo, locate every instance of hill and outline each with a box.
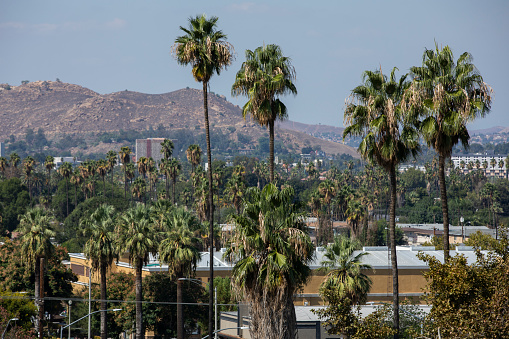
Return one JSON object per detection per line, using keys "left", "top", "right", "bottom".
{"left": 0, "top": 81, "right": 358, "bottom": 157}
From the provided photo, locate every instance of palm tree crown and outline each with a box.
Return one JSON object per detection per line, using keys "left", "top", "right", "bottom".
{"left": 319, "top": 236, "right": 372, "bottom": 305}
{"left": 232, "top": 44, "right": 297, "bottom": 182}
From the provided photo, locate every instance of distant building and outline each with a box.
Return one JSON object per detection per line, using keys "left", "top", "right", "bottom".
{"left": 0, "top": 142, "right": 4, "bottom": 157}
{"left": 451, "top": 154, "right": 507, "bottom": 177}
{"left": 54, "top": 157, "right": 80, "bottom": 168}
{"left": 135, "top": 138, "right": 167, "bottom": 164}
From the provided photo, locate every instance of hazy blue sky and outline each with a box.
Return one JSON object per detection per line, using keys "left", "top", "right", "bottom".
{"left": 1, "top": 0, "right": 507, "bottom": 130}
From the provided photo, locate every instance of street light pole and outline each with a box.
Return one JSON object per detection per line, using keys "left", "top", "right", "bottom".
{"left": 68, "top": 300, "right": 72, "bottom": 339}
{"left": 60, "top": 309, "right": 121, "bottom": 339}
{"left": 1, "top": 318, "right": 19, "bottom": 339}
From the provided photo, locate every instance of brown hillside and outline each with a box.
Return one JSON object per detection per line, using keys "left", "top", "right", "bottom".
{"left": 0, "top": 81, "right": 358, "bottom": 157}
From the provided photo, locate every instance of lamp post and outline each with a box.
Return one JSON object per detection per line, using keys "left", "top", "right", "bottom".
{"left": 68, "top": 300, "right": 72, "bottom": 339}
{"left": 178, "top": 278, "right": 217, "bottom": 339}
{"left": 60, "top": 309, "right": 121, "bottom": 339}
{"left": 1, "top": 318, "right": 19, "bottom": 339}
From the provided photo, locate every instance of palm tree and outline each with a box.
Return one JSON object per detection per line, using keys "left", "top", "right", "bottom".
{"left": 106, "top": 150, "right": 118, "bottom": 199}
{"left": 168, "top": 158, "right": 181, "bottom": 205}
{"left": 160, "top": 139, "right": 174, "bottom": 161}
{"left": 226, "top": 184, "right": 314, "bottom": 339}
{"left": 232, "top": 44, "right": 297, "bottom": 183}
{"left": 132, "top": 177, "right": 146, "bottom": 203}
{"left": 116, "top": 204, "right": 160, "bottom": 339}
{"left": 407, "top": 44, "right": 492, "bottom": 260}
{"left": 119, "top": 146, "right": 132, "bottom": 199}
{"left": 82, "top": 204, "right": 117, "bottom": 339}
{"left": 147, "top": 160, "right": 158, "bottom": 202}
{"left": 44, "top": 155, "right": 55, "bottom": 198}
{"left": 318, "top": 235, "right": 372, "bottom": 305}
{"left": 186, "top": 144, "right": 202, "bottom": 174}
{"left": 318, "top": 179, "right": 336, "bottom": 244}
{"left": 159, "top": 159, "right": 171, "bottom": 200}
{"left": 22, "top": 156, "right": 37, "bottom": 202}
{"left": 343, "top": 67, "right": 419, "bottom": 337}
{"left": 9, "top": 152, "right": 21, "bottom": 178}
{"left": 58, "top": 162, "right": 73, "bottom": 216}
{"left": 70, "top": 168, "right": 81, "bottom": 207}
{"left": 224, "top": 172, "right": 245, "bottom": 215}
{"left": 158, "top": 207, "right": 201, "bottom": 339}
{"left": 17, "top": 207, "right": 56, "bottom": 338}
{"left": 173, "top": 19, "right": 234, "bottom": 334}
{"left": 0, "top": 156, "right": 8, "bottom": 178}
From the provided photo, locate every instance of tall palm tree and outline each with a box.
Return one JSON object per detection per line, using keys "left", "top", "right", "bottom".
{"left": 407, "top": 44, "right": 492, "bottom": 260}
{"left": 225, "top": 172, "right": 245, "bottom": 215}
{"left": 185, "top": 144, "right": 202, "bottom": 174}
{"left": 318, "top": 235, "right": 372, "bottom": 305}
{"left": 173, "top": 15, "right": 234, "bottom": 333}
{"left": 82, "top": 204, "right": 117, "bottom": 339}
{"left": 17, "top": 207, "right": 56, "bottom": 339}
{"left": 119, "top": 146, "right": 132, "bottom": 199}
{"left": 226, "top": 184, "right": 314, "bottom": 339}
{"left": 0, "top": 156, "right": 8, "bottom": 179}
{"left": 70, "top": 168, "right": 81, "bottom": 207}
{"left": 158, "top": 207, "right": 201, "bottom": 339}
{"left": 44, "top": 155, "right": 55, "bottom": 198}
{"left": 95, "top": 159, "right": 108, "bottom": 198}
{"left": 22, "top": 156, "right": 37, "bottom": 202}
{"left": 58, "top": 162, "right": 73, "bottom": 216}
{"left": 160, "top": 139, "right": 174, "bottom": 161}
{"left": 168, "top": 158, "right": 181, "bottom": 205}
{"left": 318, "top": 179, "right": 336, "bottom": 244}
{"left": 116, "top": 204, "right": 160, "bottom": 339}
{"left": 106, "top": 150, "right": 118, "bottom": 200}
{"left": 343, "top": 67, "right": 419, "bottom": 337}
{"left": 232, "top": 44, "right": 297, "bottom": 183}
{"left": 9, "top": 152, "right": 21, "bottom": 178}
{"left": 159, "top": 159, "right": 171, "bottom": 200}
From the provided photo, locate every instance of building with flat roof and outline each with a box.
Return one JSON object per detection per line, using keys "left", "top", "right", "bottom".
{"left": 451, "top": 154, "right": 507, "bottom": 177}
{"left": 136, "top": 138, "right": 167, "bottom": 164}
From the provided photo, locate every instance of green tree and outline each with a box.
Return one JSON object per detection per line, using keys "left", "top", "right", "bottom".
{"left": 226, "top": 184, "right": 314, "bottom": 339}
{"left": 173, "top": 16, "right": 234, "bottom": 336}
{"left": 232, "top": 44, "right": 297, "bottom": 183}
{"left": 82, "top": 204, "right": 117, "bottom": 339}
{"left": 417, "top": 228, "right": 509, "bottom": 338}
{"left": 0, "top": 178, "right": 30, "bottom": 234}
{"left": 343, "top": 67, "right": 419, "bottom": 337}
{"left": 115, "top": 204, "right": 160, "bottom": 339}
{"left": 318, "top": 236, "right": 372, "bottom": 306}
{"left": 9, "top": 153, "right": 21, "bottom": 178}
{"left": 158, "top": 207, "right": 201, "bottom": 339}
{"left": 407, "top": 44, "right": 492, "bottom": 259}
{"left": 0, "top": 156, "right": 9, "bottom": 178}
{"left": 17, "top": 207, "right": 56, "bottom": 338}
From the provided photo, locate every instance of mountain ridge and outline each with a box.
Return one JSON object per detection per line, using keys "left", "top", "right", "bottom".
{"left": 0, "top": 80, "right": 358, "bottom": 157}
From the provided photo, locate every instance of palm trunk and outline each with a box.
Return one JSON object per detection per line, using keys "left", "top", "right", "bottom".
{"left": 124, "top": 166, "right": 127, "bottom": 199}
{"left": 65, "top": 178, "right": 69, "bottom": 216}
{"left": 103, "top": 176, "right": 106, "bottom": 200}
{"left": 166, "top": 174, "right": 170, "bottom": 201}
{"left": 111, "top": 169, "right": 114, "bottom": 200}
{"left": 269, "top": 120, "right": 275, "bottom": 183}
{"left": 172, "top": 177, "right": 177, "bottom": 205}
{"left": 438, "top": 153, "right": 450, "bottom": 260}
{"left": 135, "top": 262, "right": 144, "bottom": 339}
{"left": 38, "top": 258, "right": 45, "bottom": 339}
{"left": 389, "top": 165, "right": 399, "bottom": 338}
{"left": 203, "top": 81, "right": 215, "bottom": 339}
{"left": 100, "top": 264, "right": 108, "bottom": 339}
{"left": 34, "top": 257, "right": 41, "bottom": 338}
{"left": 74, "top": 184, "right": 77, "bottom": 207}
{"left": 177, "top": 278, "right": 183, "bottom": 339}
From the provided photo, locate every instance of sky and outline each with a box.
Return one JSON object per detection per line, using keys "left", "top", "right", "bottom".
{"left": 1, "top": 0, "right": 508, "bottom": 130}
